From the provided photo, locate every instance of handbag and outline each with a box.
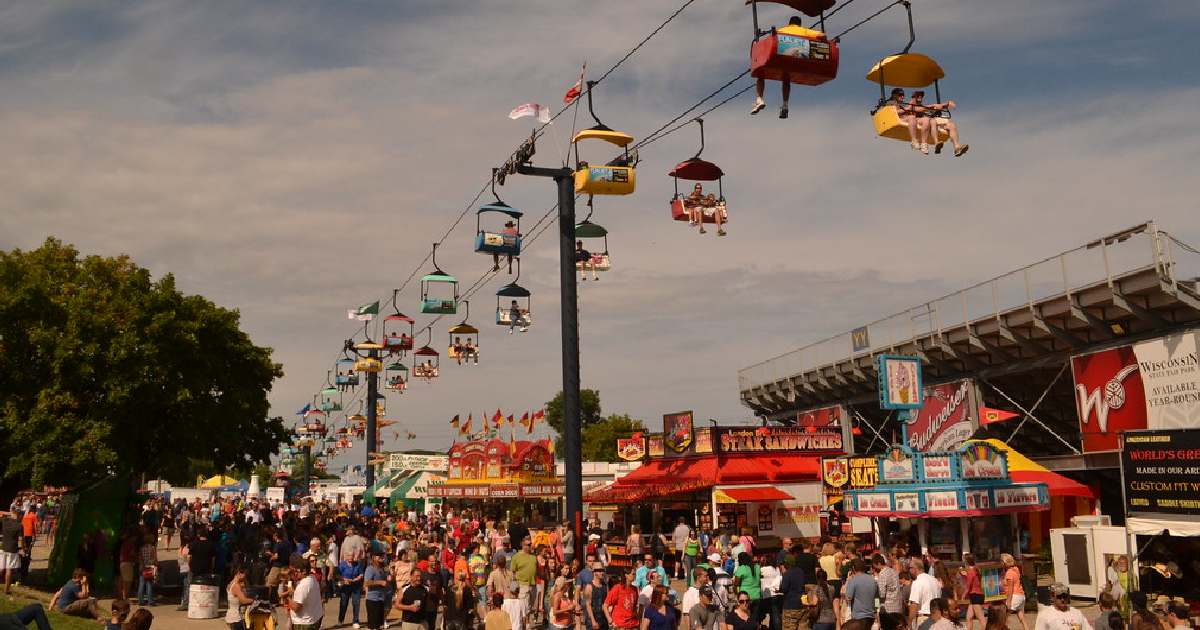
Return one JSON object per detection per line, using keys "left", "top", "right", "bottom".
{"left": 142, "top": 566, "right": 156, "bottom": 580}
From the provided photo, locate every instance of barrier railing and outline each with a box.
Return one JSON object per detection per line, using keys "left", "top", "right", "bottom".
{"left": 739, "top": 222, "right": 1193, "bottom": 392}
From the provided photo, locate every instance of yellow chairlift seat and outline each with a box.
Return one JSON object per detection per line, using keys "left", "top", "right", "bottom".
{"left": 572, "top": 128, "right": 634, "bottom": 147}
{"left": 866, "top": 53, "right": 944, "bottom": 88}
{"left": 354, "top": 357, "right": 383, "bottom": 373}
{"left": 872, "top": 105, "right": 950, "bottom": 143}
{"left": 573, "top": 126, "right": 636, "bottom": 196}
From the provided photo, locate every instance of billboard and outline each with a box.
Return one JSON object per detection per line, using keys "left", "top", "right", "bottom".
{"left": 1132, "top": 332, "right": 1200, "bottom": 429}
{"left": 664, "top": 411, "right": 694, "bottom": 453}
{"left": 878, "top": 355, "right": 923, "bottom": 410}
{"left": 1071, "top": 345, "right": 1148, "bottom": 452}
{"left": 716, "top": 427, "right": 844, "bottom": 455}
{"left": 385, "top": 453, "right": 449, "bottom": 472}
{"left": 1122, "top": 429, "right": 1200, "bottom": 516}
{"left": 616, "top": 437, "right": 646, "bottom": 461}
{"left": 907, "top": 379, "right": 980, "bottom": 452}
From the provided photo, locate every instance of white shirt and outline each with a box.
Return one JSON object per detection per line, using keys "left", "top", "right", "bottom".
{"left": 503, "top": 596, "right": 527, "bottom": 630}
{"left": 760, "top": 565, "right": 782, "bottom": 597}
{"left": 290, "top": 575, "right": 323, "bottom": 624}
{"left": 1034, "top": 606, "right": 1094, "bottom": 630}
{"left": 909, "top": 573, "right": 939, "bottom": 615}
{"left": 681, "top": 586, "right": 702, "bottom": 615}
{"left": 640, "top": 584, "right": 656, "bottom": 607}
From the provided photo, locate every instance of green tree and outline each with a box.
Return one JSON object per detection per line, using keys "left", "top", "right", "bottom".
{"left": 545, "top": 389, "right": 602, "bottom": 452}
{"left": 0, "top": 238, "right": 288, "bottom": 489}
{"left": 581, "top": 414, "right": 646, "bottom": 462}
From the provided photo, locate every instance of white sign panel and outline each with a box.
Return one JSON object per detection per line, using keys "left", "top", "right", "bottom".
{"left": 925, "top": 490, "right": 960, "bottom": 512}
{"left": 386, "top": 453, "right": 450, "bottom": 472}
{"left": 857, "top": 493, "right": 892, "bottom": 512}
{"left": 1134, "top": 332, "right": 1200, "bottom": 429}
{"left": 994, "top": 486, "right": 1041, "bottom": 508}
{"left": 894, "top": 492, "right": 920, "bottom": 512}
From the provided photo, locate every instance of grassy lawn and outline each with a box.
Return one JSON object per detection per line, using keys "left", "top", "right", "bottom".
{"left": 0, "top": 590, "right": 107, "bottom": 630}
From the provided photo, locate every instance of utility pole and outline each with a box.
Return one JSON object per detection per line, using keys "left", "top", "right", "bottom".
{"left": 515, "top": 162, "right": 583, "bottom": 559}
{"left": 365, "top": 347, "right": 380, "bottom": 490}
{"left": 302, "top": 444, "right": 312, "bottom": 493}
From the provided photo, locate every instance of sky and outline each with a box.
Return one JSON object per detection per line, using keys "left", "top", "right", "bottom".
{"left": 2, "top": 1, "right": 1199, "bottom": 472}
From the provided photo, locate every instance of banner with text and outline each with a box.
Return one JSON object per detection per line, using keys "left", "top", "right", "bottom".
{"left": 908, "top": 379, "right": 980, "bottom": 452}
{"left": 1121, "top": 429, "right": 1200, "bottom": 516}
{"left": 1133, "top": 331, "right": 1200, "bottom": 429}
{"left": 1071, "top": 344, "right": 1148, "bottom": 453}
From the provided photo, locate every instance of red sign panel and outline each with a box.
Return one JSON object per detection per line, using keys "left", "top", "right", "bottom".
{"left": 908, "top": 379, "right": 978, "bottom": 452}
{"left": 796, "top": 405, "right": 845, "bottom": 427}
{"left": 1071, "top": 345, "right": 1148, "bottom": 453}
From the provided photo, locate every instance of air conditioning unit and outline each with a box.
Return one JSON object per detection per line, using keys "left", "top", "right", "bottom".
{"left": 1071, "top": 515, "right": 1112, "bottom": 527}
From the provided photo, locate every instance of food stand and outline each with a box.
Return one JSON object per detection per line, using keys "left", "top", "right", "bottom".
{"left": 844, "top": 442, "right": 1050, "bottom": 601}
{"left": 427, "top": 438, "right": 564, "bottom": 526}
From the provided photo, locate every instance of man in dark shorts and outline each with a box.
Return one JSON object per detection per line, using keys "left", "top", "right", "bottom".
{"left": 575, "top": 240, "right": 597, "bottom": 282}
{"left": 396, "top": 569, "right": 429, "bottom": 630}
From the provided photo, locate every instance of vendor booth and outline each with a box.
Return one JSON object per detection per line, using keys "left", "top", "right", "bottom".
{"left": 844, "top": 441, "right": 1050, "bottom": 601}
{"left": 587, "top": 408, "right": 847, "bottom": 569}
{"left": 427, "top": 438, "right": 564, "bottom": 526}
{"left": 1120, "top": 429, "right": 1200, "bottom": 609}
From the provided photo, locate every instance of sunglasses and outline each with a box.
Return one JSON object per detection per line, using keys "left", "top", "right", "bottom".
{"left": 738, "top": 598, "right": 750, "bottom": 604}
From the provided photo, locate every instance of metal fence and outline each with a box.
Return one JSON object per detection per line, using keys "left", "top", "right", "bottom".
{"left": 738, "top": 222, "right": 1199, "bottom": 391}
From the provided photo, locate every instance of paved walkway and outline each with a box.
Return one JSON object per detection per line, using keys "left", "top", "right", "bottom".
{"left": 25, "top": 535, "right": 1102, "bottom": 630}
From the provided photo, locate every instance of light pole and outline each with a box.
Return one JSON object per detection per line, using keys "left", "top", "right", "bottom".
{"left": 515, "top": 162, "right": 583, "bottom": 558}
{"left": 345, "top": 338, "right": 384, "bottom": 493}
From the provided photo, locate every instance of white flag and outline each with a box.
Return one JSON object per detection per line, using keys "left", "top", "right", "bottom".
{"left": 509, "top": 103, "right": 551, "bottom": 124}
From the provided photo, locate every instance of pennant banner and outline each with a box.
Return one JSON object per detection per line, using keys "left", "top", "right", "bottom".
{"left": 509, "top": 103, "right": 552, "bottom": 124}
{"left": 564, "top": 64, "right": 586, "bottom": 105}
{"left": 348, "top": 300, "right": 380, "bottom": 321}
{"left": 980, "top": 407, "right": 1019, "bottom": 425}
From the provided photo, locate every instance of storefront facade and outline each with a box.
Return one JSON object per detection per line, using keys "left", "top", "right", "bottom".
{"left": 427, "top": 438, "right": 564, "bottom": 525}
{"left": 588, "top": 409, "right": 848, "bottom": 553}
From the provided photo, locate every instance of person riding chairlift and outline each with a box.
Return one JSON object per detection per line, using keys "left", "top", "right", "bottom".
{"left": 492, "top": 221, "right": 521, "bottom": 272}
{"left": 575, "top": 240, "right": 598, "bottom": 282}
{"left": 684, "top": 183, "right": 726, "bottom": 237}
{"left": 508, "top": 300, "right": 529, "bottom": 334}
{"left": 751, "top": 15, "right": 806, "bottom": 119}
{"left": 908, "top": 90, "right": 969, "bottom": 157}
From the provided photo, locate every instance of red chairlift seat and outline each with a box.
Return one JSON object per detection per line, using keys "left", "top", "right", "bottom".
{"left": 748, "top": 1, "right": 839, "bottom": 86}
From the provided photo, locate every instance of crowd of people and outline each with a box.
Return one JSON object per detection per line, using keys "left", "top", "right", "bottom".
{"left": 39, "top": 496, "right": 1196, "bottom": 630}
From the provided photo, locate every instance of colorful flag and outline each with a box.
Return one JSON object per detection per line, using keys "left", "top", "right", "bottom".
{"left": 481, "top": 413, "right": 490, "bottom": 432}
{"left": 460, "top": 414, "right": 472, "bottom": 436}
{"left": 296, "top": 403, "right": 311, "bottom": 416}
{"left": 530, "top": 409, "right": 545, "bottom": 432}
{"left": 509, "top": 103, "right": 552, "bottom": 124}
{"left": 981, "top": 407, "right": 1020, "bottom": 425}
{"left": 347, "top": 300, "right": 380, "bottom": 321}
{"left": 563, "top": 64, "right": 586, "bottom": 105}
{"left": 492, "top": 409, "right": 504, "bottom": 426}
{"left": 450, "top": 414, "right": 460, "bottom": 428}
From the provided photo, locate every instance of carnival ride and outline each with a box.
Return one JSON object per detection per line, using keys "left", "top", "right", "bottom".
{"left": 286, "top": 0, "right": 970, "bottom": 473}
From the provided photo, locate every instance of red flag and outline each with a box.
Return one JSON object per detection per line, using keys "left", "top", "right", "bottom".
{"left": 492, "top": 409, "right": 503, "bottom": 425}
{"left": 481, "top": 413, "right": 490, "bottom": 432}
{"left": 506, "top": 415, "right": 514, "bottom": 426}
{"left": 460, "top": 414, "right": 472, "bottom": 435}
{"left": 520, "top": 412, "right": 530, "bottom": 427}
{"left": 450, "top": 414, "right": 460, "bottom": 428}
{"left": 563, "top": 64, "right": 586, "bottom": 105}
{"left": 980, "top": 407, "right": 1019, "bottom": 425}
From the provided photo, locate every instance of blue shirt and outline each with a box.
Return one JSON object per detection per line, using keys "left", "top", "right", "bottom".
{"left": 56, "top": 580, "right": 81, "bottom": 611}
{"left": 365, "top": 565, "right": 389, "bottom": 601}
{"left": 844, "top": 573, "right": 879, "bottom": 621}
{"left": 577, "top": 567, "right": 594, "bottom": 588}
{"left": 634, "top": 565, "right": 667, "bottom": 588}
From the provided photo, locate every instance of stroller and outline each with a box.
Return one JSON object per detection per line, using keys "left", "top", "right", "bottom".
{"left": 244, "top": 599, "right": 276, "bottom": 630}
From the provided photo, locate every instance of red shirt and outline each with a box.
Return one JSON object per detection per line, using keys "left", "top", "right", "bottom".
{"left": 21, "top": 512, "right": 36, "bottom": 537}
{"left": 604, "top": 583, "right": 640, "bottom": 629}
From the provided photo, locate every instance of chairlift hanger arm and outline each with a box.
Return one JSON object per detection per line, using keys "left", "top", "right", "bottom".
{"left": 692, "top": 118, "right": 705, "bottom": 160}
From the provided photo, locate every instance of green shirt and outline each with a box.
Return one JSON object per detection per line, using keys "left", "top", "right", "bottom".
{"left": 510, "top": 551, "right": 537, "bottom": 585}
{"left": 733, "top": 563, "right": 761, "bottom": 600}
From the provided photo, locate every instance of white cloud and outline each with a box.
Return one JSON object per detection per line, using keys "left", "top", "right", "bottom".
{"left": 1, "top": 0, "right": 1197, "bottom": 471}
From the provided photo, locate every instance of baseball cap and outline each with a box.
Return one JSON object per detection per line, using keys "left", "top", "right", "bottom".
{"left": 699, "top": 586, "right": 714, "bottom": 598}
{"left": 1049, "top": 583, "right": 1070, "bottom": 597}
{"left": 708, "top": 553, "right": 721, "bottom": 564}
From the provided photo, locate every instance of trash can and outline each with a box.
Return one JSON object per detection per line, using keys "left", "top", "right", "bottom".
{"left": 188, "top": 573, "right": 221, "bottom": 619}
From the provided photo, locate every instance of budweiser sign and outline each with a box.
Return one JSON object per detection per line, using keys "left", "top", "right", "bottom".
{"left": 907, "top": 379, "right": 979, "bottom": 452}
